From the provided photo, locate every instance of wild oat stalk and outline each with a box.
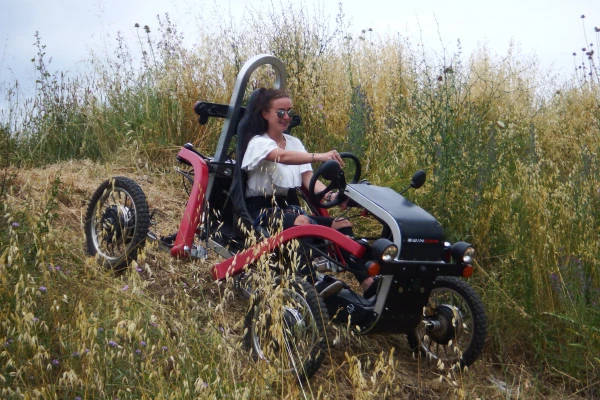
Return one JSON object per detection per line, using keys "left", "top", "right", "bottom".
{"left": 2, "top": 3, "right": 600, "bottom": 397}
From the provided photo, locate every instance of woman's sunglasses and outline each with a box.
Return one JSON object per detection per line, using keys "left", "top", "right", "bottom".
{"left": 276, "top": 109, "right": 295, "bottom": 118}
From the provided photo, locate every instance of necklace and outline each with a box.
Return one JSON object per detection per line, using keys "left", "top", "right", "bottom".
{"left": 268, "top": 132, "right": 286, "bottom": 149}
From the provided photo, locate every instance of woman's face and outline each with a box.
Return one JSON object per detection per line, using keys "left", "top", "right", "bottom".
{"left": 262, "top": 97, "right": 293, "bottom": 133}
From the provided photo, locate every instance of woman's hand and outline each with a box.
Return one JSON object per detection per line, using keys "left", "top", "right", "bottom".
{"left": 315, "top": 150, "right": 344, "bottom": 166}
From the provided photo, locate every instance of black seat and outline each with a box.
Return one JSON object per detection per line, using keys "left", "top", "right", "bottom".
{"left": 228, "top": 89, "right": 265, "bottom": 238}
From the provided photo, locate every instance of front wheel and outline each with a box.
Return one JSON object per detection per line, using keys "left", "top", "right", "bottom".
{"left": 408, "top": 276, "right": 487, "bottom": 369}
{"left": 84, "top": 176, "right": 150, "bottom": 270}
{"left": 244, "top": 278, "right": 329, "bottom": 382}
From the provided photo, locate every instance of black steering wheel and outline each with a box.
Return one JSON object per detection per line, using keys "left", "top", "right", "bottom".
{"left": 308, "top": 152, "right": 361, "bottom": 209}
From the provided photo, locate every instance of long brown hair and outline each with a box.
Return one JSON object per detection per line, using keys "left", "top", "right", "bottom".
{"left": 241, "top": 88, "right": 290, "bottom": 152}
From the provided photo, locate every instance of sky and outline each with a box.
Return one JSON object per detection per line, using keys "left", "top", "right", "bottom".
{"left": 0, "top": 0, "right": 598, "bottom": 98}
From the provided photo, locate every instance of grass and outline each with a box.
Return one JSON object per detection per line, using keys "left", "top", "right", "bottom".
{"left": 2, "top": 3, "right": 600, "bottom": 398}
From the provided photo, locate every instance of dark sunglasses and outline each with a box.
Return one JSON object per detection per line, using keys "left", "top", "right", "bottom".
{"left": 275, "top": 109, "right": 295, "bottom": 118}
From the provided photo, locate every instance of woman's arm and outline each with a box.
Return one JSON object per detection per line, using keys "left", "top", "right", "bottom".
{"left": 266, "top": 148, "right": 345, "bottom": 165}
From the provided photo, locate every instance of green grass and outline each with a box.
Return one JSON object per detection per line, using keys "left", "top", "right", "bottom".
{"left": 1, "top": 3, "right": 600, "bottom": 398}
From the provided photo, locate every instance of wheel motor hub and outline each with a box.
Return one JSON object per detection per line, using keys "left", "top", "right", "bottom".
{"left": 283, "top": 306, "right": 306, "bottom": 336}
{"left": 425, "top": 304, "right": 462, "bottom": 345}
{"left": 101, "top": 205, "right": 133, "bottom": 244}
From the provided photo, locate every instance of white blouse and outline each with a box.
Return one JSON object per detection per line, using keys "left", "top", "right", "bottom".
{"left": 241, "top": 133, "right": 312, "bottom": 197}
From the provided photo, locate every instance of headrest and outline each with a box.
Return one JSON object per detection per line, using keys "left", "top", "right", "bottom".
{"left": 235, "top": 89, "right": 262, "bottom": 161}
{"left": 236, "top": 89, "right": 261, "bottom": 141}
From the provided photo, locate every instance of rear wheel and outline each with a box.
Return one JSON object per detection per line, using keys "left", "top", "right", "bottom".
{"left": 84, "top": 176, "right": 150, "bottom": 270}
{"left": 408, "top": 276, "right": 487, "bottom": 369}
{"left": 244, "top": 277, "right": 329, "bottom": 381}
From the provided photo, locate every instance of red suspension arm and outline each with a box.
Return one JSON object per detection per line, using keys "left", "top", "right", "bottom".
{"left": 211, "top": 224, "right": 366, "bottom": 280}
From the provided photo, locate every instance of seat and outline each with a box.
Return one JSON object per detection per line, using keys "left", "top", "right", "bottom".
{"left": 228, "top": 89, "right": 266, "bottom": 238}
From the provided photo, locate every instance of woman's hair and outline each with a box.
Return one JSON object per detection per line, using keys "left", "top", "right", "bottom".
{"left": 241, "top": 87, "right": 290, "bottom": 153}
{"left": 248, "top": 88, "right": 289, "bottom": 135}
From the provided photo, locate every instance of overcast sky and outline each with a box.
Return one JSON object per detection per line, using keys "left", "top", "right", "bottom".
{"left": 1, "top": 0, "right": 598, "bottom": 97}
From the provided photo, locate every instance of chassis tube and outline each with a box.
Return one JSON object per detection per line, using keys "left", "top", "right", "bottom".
{"left": 211, "top": 225, "right": 367, "bottom": 280}
{"left": 171, "top": 147, "right": 209, "bottom": 258}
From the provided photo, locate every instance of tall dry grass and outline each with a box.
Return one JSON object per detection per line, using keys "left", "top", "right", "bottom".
{"left": 1, "top": 2, "right": 600, "bottom": 398}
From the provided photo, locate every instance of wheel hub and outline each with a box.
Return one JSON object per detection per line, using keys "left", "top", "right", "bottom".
{"left": 101, "top": 205, "right": 133, "bottom": 244}
{"left": 283, "top": 306, "right": 306, "bottom": 335}
{"left": 424, "top": 304, "right": 462, "bottom": 345}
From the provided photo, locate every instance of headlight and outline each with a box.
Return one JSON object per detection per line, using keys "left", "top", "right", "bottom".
{"left": 462, "top": 247, "right": 475, "bottom": 264}
{"left": 371, "top": 238, "right": 398, "bottom": 262}
{"left": 451, "top": 241, "right": 475, "bottom": 264}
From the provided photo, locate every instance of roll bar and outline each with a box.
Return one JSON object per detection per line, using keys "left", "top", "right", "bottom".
{"left": 213, "top": 54, "right": 287, "bottom": 163}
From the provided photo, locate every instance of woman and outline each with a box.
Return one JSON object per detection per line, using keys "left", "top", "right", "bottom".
{"left": 241, "top": 88, "right": 375, "bottom": 296}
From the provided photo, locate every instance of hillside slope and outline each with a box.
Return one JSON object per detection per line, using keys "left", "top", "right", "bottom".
{"left": 0, "top": 160, "right": 577, "bottom": 399}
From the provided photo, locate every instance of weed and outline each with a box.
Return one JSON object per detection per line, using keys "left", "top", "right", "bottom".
{"left": 1, "top": 4, "right": 600, "bottom": 398}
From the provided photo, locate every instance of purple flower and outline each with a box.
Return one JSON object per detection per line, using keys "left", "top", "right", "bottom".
{"left": 108, "top": 340, "right": 117, "bottom": 348}
{"left": 135, "top": 349, "right": 142, "bottom": 355}
{"left": 32, "top": 317, "right": 39, "bottom": 323}
{"left": 140, "top": 340, "right": 146, "bottom": 346}
{"left": 51, "top": 359, "right": 59, "bottom": 365}
{"left": 11, "top": 222, "right": 19, "bottom": 228}
{"left": 72, "top": 351, "right": 80, "bottom": 357}
{"left": 39, "top": 286, "right": 47, "bottom": 293}
{"left": 162, "top": 346, "right": 168, "bottom": 351}
{"left": 98, "top": 327, "right": 104, "bottom": 333}
{"left": 121, "top": 285, "right": 129, "bottom": 291}
{"left": 136, "top": 267, "right": 143, "bottom": 272}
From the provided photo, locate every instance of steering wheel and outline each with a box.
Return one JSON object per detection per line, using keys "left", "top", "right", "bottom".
{"left": 339, "top": 152, "right": 361, "bottom": 184}
{"left": 308, "top": 152, "right": 361, "bottom": 209}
